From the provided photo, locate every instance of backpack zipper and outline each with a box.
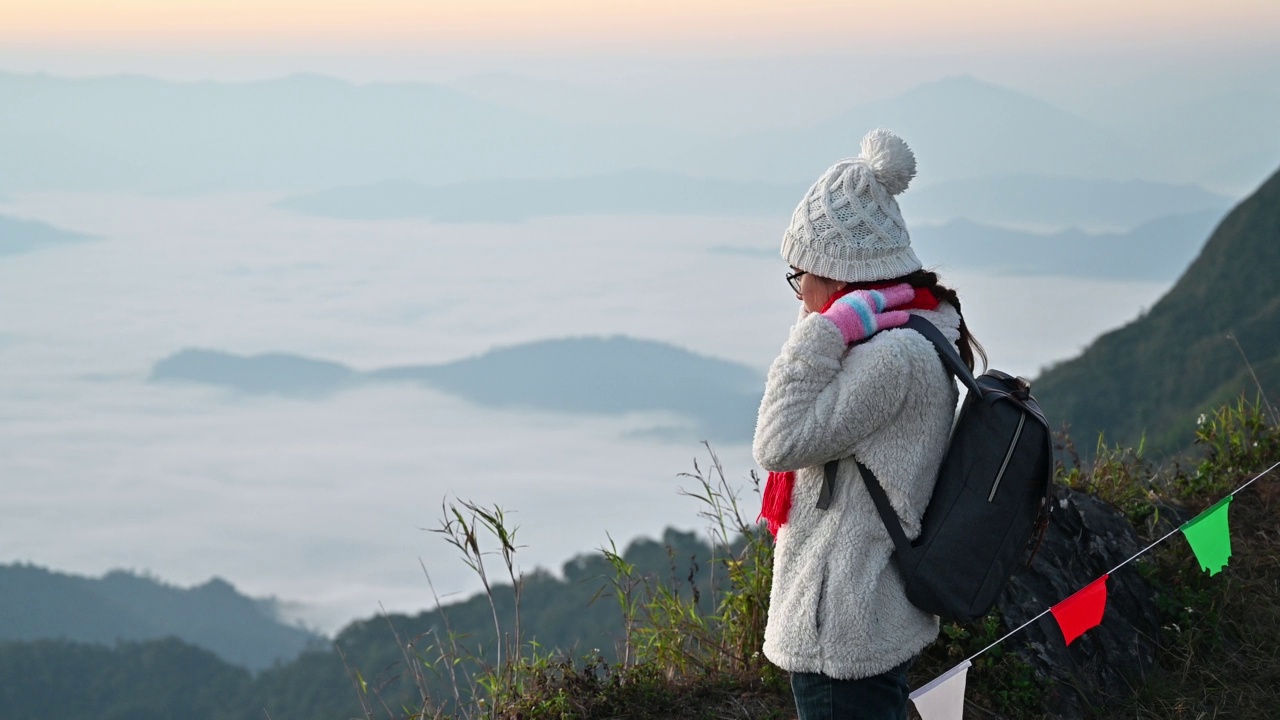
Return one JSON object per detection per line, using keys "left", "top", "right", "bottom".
{"left": 988, "top": 413, "right": 1026, "bottom": 501}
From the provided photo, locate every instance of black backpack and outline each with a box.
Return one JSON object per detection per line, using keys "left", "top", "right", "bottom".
{"left": 817, "top": 315, "right": 1053, "bottom": 623}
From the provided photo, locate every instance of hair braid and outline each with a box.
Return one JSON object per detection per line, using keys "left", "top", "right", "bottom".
{"left": 901, "top": 270, "right": 986, "bottom": 372}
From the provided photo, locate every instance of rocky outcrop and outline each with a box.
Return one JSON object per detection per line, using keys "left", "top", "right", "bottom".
{"left": 996, "top": 487, "right": 1163, "bottom": 719}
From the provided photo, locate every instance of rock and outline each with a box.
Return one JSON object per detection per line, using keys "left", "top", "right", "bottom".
{"left": 996, "top": 486, "right": 1161, "bottom": 719}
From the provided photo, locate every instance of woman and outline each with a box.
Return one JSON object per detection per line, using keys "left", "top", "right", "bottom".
{"left": 753, "top": 129, "right": 983, "bottom": 719}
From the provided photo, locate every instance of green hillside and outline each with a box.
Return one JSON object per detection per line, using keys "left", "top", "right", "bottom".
{"left": 0, "top": 529, "right": 722, "bottom": 720}
{"left": 1033, "top": 167, "right": 1280, "bottom": 454}
{"left": 0, "top": 564, "right": 321, "bottom": 672}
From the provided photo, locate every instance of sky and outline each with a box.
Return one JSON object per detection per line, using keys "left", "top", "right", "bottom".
{"left": 4, "top": 0, "right": 1279, "bottom": 49}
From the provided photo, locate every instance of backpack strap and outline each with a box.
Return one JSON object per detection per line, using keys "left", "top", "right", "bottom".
{"left": 824, "top": 456, "right": 916, "bottom": 550}
{"left": 902, "top": 315, "right": 984, "bottom": 400}
{"left": 819, "top": 459, "right": 913, "bottom": 555}
{"left": 857, "top": 460, "right": 913, "bottom": 556}
{"left": 817, "top": 459, "right": 837, "bottom": 510}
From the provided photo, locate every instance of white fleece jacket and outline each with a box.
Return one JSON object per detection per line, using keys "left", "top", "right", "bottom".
{"left": 752, "top": 302, "right": 962, "bottom": 680}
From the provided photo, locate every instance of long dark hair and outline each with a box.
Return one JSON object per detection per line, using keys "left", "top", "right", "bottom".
{"left": 853, "top": 269, "right": 987, "bottom": 372}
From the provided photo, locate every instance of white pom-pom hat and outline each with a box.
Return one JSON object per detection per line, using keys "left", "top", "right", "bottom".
{"left": 781, "top": 128, "right": 921, "bottom": 283}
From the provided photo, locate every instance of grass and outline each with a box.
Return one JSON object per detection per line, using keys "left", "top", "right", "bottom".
{"left": 1101, "top": 398, "right": 1280, "bottom": 720}
{"left": 1056, "top": 396, "right": 1280, "bottom": 720}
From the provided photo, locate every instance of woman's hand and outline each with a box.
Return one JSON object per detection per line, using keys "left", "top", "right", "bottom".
{"left": 820, "top": 283, "right": 915, "bottom": 345}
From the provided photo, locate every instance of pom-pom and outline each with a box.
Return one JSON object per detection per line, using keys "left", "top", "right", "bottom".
{"left": 859, "top": 128, "right": 916, "bottom": 196}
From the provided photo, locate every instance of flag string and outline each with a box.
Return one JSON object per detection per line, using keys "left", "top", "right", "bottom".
{"left": 1103, "top": 524, "right": 1186, "bottom": 578}
{"left": 949, "top": 458, "right": 1280, "bottom": 670}
{"left": 963, "top": 608, "right": 1050, "bottom": 665}
{"left": 1229, "top": 458, "right": 1280, "bottom": 496}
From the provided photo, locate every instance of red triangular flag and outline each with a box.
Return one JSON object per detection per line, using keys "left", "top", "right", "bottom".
{"left": 1050, "top": 574, "right": 1109, "bottom": 645}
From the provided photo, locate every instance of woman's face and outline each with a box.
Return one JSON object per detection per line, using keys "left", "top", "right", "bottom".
{"left": 793, "top": 268, "right": 847, "bottom": 313}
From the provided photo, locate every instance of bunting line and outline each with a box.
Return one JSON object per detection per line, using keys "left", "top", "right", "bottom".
{"left": 1103, "top": 524, "right": 1185, "bottom": 578}
{"left": 962, "top": 609, "right": 1050, "bottom": 665}
{"left": 921, "top": 458, "right": 1280, "bottom": 694}
{"left": 1229, "top": 458, "right": 1280, "bottom": 495}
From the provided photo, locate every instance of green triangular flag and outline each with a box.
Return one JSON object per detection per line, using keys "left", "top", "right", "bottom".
{"left": 1180, "top": 495, "right": 1234, "bottom": 576}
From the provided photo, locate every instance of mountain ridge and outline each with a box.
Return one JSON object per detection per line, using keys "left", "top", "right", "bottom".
{"left": 0, "top": 529, "right": 720, "bottom": 720}
{"left": 686, "top": 75, "right": 1157, "bottom": 184}
{"left": 277, "top": 170, "right": 1230, "bottom": 232}
{"left": 714, "top": 210, "right": 1222, "bottom": 281}
{"left": 0, "top": 563, "right": 321, "bottom": 672}
{"left": 1032, "top": 165, "right": 1280, "bottom": 453}
{"left": 275, "top": 170, "right": 802, "bottom": 221}
{"left": 0, "top": 71, "right": 1247, "bottom": 194}
{"left": 0, "top": 70, "right": 623, "bottom": 192}
{"left": 0, "top": 214, "right": 94, "bottom": 255}
{"left": 904, "top": 174, "right": 1231, "bottom": 229}
{"left": 150, "top": 335, "right": 763, "bottom": 444}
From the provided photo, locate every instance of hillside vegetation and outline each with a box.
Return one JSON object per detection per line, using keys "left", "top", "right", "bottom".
{"left": 1033, "top": 167, "right": 1280, "bottom": 454}
{"left": 0, "top": 526, "right": 732, "bottom": 720}
{"left": 0, "top": 565, "right": 319, "bottom": 672}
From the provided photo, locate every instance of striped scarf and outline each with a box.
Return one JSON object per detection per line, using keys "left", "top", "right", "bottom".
{"left": 758, "top": 285, "right": 938, "bottom": 537}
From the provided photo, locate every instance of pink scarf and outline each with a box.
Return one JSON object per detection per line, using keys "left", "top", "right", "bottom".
{"left": 758, "top": 285, "right": 939, "bottom": 537}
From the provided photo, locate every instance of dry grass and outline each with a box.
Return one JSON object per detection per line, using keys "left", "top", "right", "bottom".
{"left": 1112, "top": 480, "right": 1280, "bottom": 720}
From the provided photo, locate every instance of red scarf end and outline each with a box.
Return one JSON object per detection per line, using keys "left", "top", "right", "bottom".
{"left": 759, "top": 470, "right": 795, "bottom": 538}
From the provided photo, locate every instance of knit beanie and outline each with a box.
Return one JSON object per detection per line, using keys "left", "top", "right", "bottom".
{"left": 781, "top": 128, "right": 921, "bottom": 283}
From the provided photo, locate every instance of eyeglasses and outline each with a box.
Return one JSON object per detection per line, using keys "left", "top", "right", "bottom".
{"left": 786, "top": 269, "right": 807, "bottom": 294}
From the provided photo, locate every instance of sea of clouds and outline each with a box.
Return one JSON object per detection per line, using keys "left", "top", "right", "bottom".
{"left": 0, "top": 191, "right": 1169, "bottom": 633}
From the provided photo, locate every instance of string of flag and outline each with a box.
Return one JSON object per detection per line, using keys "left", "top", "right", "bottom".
{"left": 908, "top": 458, "right": 1280, "bottom": 720}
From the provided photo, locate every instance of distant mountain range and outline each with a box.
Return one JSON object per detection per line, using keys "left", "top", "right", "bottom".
{"left": 1079, "top": 69, "right": 1280, "bottom": 196}
{"left": 715, "top": 210, "right": 1222, "bottom": 282}
{"left": 0, "top": 563, "right": 320, "bottom": 671}
{"left": 150, "top": 336, "right": 763, "bottom": 444}
{"left": 1033, "top": 165, "right": 1280, "bottom": 453}
{"left": 0, "top": 72, "right": 640, "bottom": 192}
{"left": 905, "top": 176, "right": 1231, "bottom": 230}
{"left": 278, "top": 170, "right": 1231, "bottom": 236}
{"left": 275, "top": 170, "right": 801, "bottom": 221}
{"left": 687, "top": 76, "right": 1156, "bottom": 185}
{"left": 0, "top": 529, "right": 718, "bottom": 720}
{"left": 909, "top": 211, "right": 1222, "bottom": 280}
{"left": 2, "top": 71, "right": 1263, "bottom": 196}
{"left": 0, "top": 214, "right": 93, "bottom": 256}
{"left": 449, "top": 68, "right": 1280, "bottom": 195}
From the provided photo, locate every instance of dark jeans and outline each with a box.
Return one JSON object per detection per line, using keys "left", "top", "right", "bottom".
{"left": 790, "top": 658, "right": 913, "bottom": 720}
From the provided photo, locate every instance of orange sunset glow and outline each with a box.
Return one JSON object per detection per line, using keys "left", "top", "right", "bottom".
{"left": 3, "top": 0, "right": 1279, "bottom": 53}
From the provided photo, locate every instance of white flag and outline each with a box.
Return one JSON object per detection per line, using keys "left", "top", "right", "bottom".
{"left": 909, "top": 660, "right": 971, "bottom": 720}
